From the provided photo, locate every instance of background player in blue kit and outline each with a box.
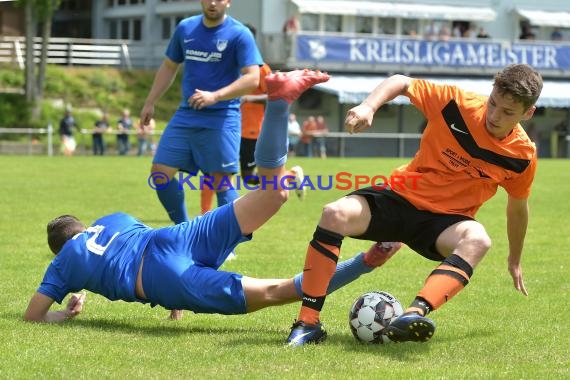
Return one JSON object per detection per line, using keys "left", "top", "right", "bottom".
{"left": 140, "top": 0, "right": 263, "bottom": 225}
{"left": 24, "top": 70, "right": 401, "bottom": 324}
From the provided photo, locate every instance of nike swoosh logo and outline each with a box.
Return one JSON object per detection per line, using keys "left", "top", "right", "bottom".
{"left": 288, "top": 332, "right": 312, "bottom": 346}
{"left": 221, "top": 162, "right": 235, "bottom": 168}
{"left": 450, "top": 123, "right": 468, "bottom": 135}
{"left": 184, "top": 38, "right": 195, "bottom": 43}
{"left": 246, "top": 162, "right": 256, "bottom": 168}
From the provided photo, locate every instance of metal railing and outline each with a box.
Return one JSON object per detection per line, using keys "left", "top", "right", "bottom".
{"left": 0, "top": 126, "right": 423, "bottom": 157}
{"left": 1, "top": 127, "right": 569, "bottom": 158}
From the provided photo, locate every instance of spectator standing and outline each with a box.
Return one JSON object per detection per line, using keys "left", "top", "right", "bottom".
{"left": 551, "top": 28, "right": 563, "bottom": 41}
{"left": 438, "top": 25, "right": 451, "bottom": 41}
{"left": 59, "top": 107, "right": 78, "bottom": 156}
{"left": 301, "top": 115, "right": 318, "bottom": 157}
{"left": 117, "top": 109, "right": 133, "bottom": 156}
{"left": 476, "top": 27, "right": 491, "bottom": 39}
{"left": 520, "top": 25, "right": 536, "bottom": 40}
{"left": 137, "top": 117, "right": 155, "bottom": 157}
{"left": 314, "top": 115, "right": 329, "bottom": 158}
{"left": 287, "top": 113, "right": 301, "bottom": 156}
{"left": 93, "top": 112, "right": 110, "bottom": 156}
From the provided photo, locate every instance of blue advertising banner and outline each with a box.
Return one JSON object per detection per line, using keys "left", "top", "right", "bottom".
{"left": 297, "top": 35, "right": 570, "bottom": 70}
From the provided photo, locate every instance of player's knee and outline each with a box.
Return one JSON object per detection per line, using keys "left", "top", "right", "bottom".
{"left": 464, "top": 231, "right": 492, "bottom": 256}
{"left": 274, "top": 188, "right": 290, "bottom": 205}
{"left": 320, "top": 201, "right": 350, "bottom": 231}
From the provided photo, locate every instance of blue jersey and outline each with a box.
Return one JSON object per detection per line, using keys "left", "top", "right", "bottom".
{"left": 166, "top": 15, "right": 263, "bottom": 129}
{"left": 38, "top": 213, "right": 153, "bottom": 304}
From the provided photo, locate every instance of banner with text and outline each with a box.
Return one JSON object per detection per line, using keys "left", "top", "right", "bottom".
{"left": 296, "top": 35, "right": 570, "bottom": 70}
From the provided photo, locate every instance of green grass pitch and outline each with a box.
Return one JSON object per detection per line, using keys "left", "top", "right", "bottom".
{"left": 0, "top": 155, "right": 568, "bottom": 379}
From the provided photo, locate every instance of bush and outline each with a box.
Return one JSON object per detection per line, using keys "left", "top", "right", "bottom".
{"left": 0, "top": 94, "right": 31, "bottom": 128}
{"left": 0, "top": 65, "right": 182, "bottom": 130}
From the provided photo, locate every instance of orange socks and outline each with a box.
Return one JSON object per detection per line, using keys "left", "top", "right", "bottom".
{"left": 298, "top": 226, "right": 343, "bottom": 324}
{"left": 414, "top": 254, "right": 473, "bottom": 313}
{"left": 200, "top": 187, "right": 215, "bottom": 215}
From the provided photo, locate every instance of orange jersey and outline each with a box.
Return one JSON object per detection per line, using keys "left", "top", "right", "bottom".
{"left": 241, "top": 63, "right": 272, "bottom": 139}
{"left": 391, "top": 79, "right": 537, "bottom": 218}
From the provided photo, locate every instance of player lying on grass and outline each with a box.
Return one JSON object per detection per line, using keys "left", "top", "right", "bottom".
{"left": 23, "top": 70, "right": 402, "bottom": 323}
{"left": 287, "top": 64, "right": 542, "bottom": 346}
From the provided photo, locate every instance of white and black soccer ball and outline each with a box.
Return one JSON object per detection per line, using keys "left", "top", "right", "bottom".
{"left": 348, "top": 291, "right": 404, "bottom": 344}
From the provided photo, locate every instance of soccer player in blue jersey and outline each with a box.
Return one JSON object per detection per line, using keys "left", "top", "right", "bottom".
{"left": 24, "top": 70, "right": 401, "bottom": 325}
{"left": 140, "top": 0, "right": 263, "bottom": 225}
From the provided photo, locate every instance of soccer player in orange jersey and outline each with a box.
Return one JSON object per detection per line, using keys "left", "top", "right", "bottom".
{"left": 287, "top": 64, "right": 542, "bottom": 346}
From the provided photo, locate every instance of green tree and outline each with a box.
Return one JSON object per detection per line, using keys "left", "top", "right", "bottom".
{"left": 16, "top": 0, "right": 61, "bottom": 116}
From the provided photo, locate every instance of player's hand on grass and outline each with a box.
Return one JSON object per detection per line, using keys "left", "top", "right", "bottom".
{"left": 168, "top": 309, "right": 183, "bottom": 321}
{"left": 65, "top": 291, "right": 86, "bottom": 318}
{"left": 507, "top": 260, "right": 528, "bottom": 296}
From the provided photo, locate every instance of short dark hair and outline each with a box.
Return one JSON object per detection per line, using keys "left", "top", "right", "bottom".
{"left": 493, "top": 64, "right": 543, "bottom": 112}
{"left": 47, "top": 215, "right": 84, "bottom": 254}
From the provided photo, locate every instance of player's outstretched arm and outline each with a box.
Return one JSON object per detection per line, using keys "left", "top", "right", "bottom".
{"left": 24, "top": 291, "right": 86, "bottom": 323}
{"left": 506, "top": 196, "right": 529, "bottom": 296}
{"left": 344, "top": 74, "right": 412, "bottom": 134}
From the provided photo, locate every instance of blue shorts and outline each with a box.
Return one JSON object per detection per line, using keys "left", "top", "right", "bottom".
{"left": 141, "top": 203, "right": 251, "bottom": 314}
{"left": 154, "top": 123, "right": 240, "bottom": 174}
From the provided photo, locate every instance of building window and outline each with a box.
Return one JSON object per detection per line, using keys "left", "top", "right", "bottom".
{"left": 356, "top": 16, "right": 373, "bottom": 34}
{"left": 161, "top": 14, "right": 198, "bottom": 40}
{"left": 301, "top": 13, "right": 319, "bottom": 32}
{"left": 324, "top": 14, "right": 342, "bottom": 32}
{"left": 378, "top": 18, "right": 395, "bottom": 35}
{"left": 402, "top": 19, "right": 419, "bottom": 37}
{"left": 121, "top": 19, "right": 129, "bottom": 39}
{"left": 161, "top": 17, "right": 171, "bottom": 39}
{"left": 133, "top": 19, "right": 142, "bottom": 40}
{"left": 109, "top": 20, "right": 117, "bottom": 39}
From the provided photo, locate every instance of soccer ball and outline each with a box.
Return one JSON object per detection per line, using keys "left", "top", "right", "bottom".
{"left": 348, "top": 291, "right": 404, "bottom": 344}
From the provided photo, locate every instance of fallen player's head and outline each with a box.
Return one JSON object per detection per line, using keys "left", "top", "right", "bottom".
{"left": 47, "top": 215, "right": 85, "bottom": 254}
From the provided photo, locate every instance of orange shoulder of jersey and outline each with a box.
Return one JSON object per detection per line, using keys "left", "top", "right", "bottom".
{"left": 392, "top": 79, "right": 537, "bottom": 218}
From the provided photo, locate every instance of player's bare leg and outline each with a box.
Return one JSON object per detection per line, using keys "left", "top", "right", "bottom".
{"left": 242, "top": 243, "right": 402, "bottom": 313}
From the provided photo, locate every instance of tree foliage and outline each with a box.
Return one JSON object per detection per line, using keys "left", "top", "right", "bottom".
{"left": 15, "top": 0, "right": 62, "bottom": 108}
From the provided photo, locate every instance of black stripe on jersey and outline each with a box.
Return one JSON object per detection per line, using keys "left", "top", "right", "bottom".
{"left": 441, "top": 100, "right": 530, "bottom": 174}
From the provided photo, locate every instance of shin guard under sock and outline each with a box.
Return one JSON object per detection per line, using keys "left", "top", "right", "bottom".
{"left": 298, "top": 226, "right": 344, "bottom": 324}
{"left": 416, "top": 254, "right": 473, "bottom": 312}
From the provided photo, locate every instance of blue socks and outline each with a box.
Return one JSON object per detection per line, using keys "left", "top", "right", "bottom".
{"left": 255, "top": 99, "right": 289, "bottom": 169}
{"left": 157, "top": 97, "right": 289, "bottom": 222}
{"left": 293, "top": 253, "right": 373, "bottom": 297}
{"left": 216, "top": 188, "right": 239, "bottom": 206}
{"left": 156, "top": 176, "right": 189, "bottom": 224}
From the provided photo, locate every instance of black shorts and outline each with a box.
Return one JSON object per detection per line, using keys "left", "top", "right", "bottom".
{"left": 239, "top": 137, "right": 257, "bottom": 174}
{"left": 349, "top": 187, "right": 473, "bottom": 261}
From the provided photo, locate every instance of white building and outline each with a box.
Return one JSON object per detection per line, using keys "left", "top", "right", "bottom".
{"left": 2, "top": 0, "right": 570, "bottom": 156}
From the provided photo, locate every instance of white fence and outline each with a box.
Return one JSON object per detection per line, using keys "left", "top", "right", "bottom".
{"left": 0, "top": 127, "right": 425, "bottom": 157}
{"left": 2, "top": 127, "right": 570, "bottom": 157}
{"left": 0, "top": 37, "right": 132, "bottom": 69}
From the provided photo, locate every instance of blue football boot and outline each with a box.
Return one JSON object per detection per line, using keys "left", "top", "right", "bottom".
{"left": 286, "top": 320, "right": 327, "bottom": 347}
{"left": 384, "top": 312, "right": 436, "bottom": 342}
